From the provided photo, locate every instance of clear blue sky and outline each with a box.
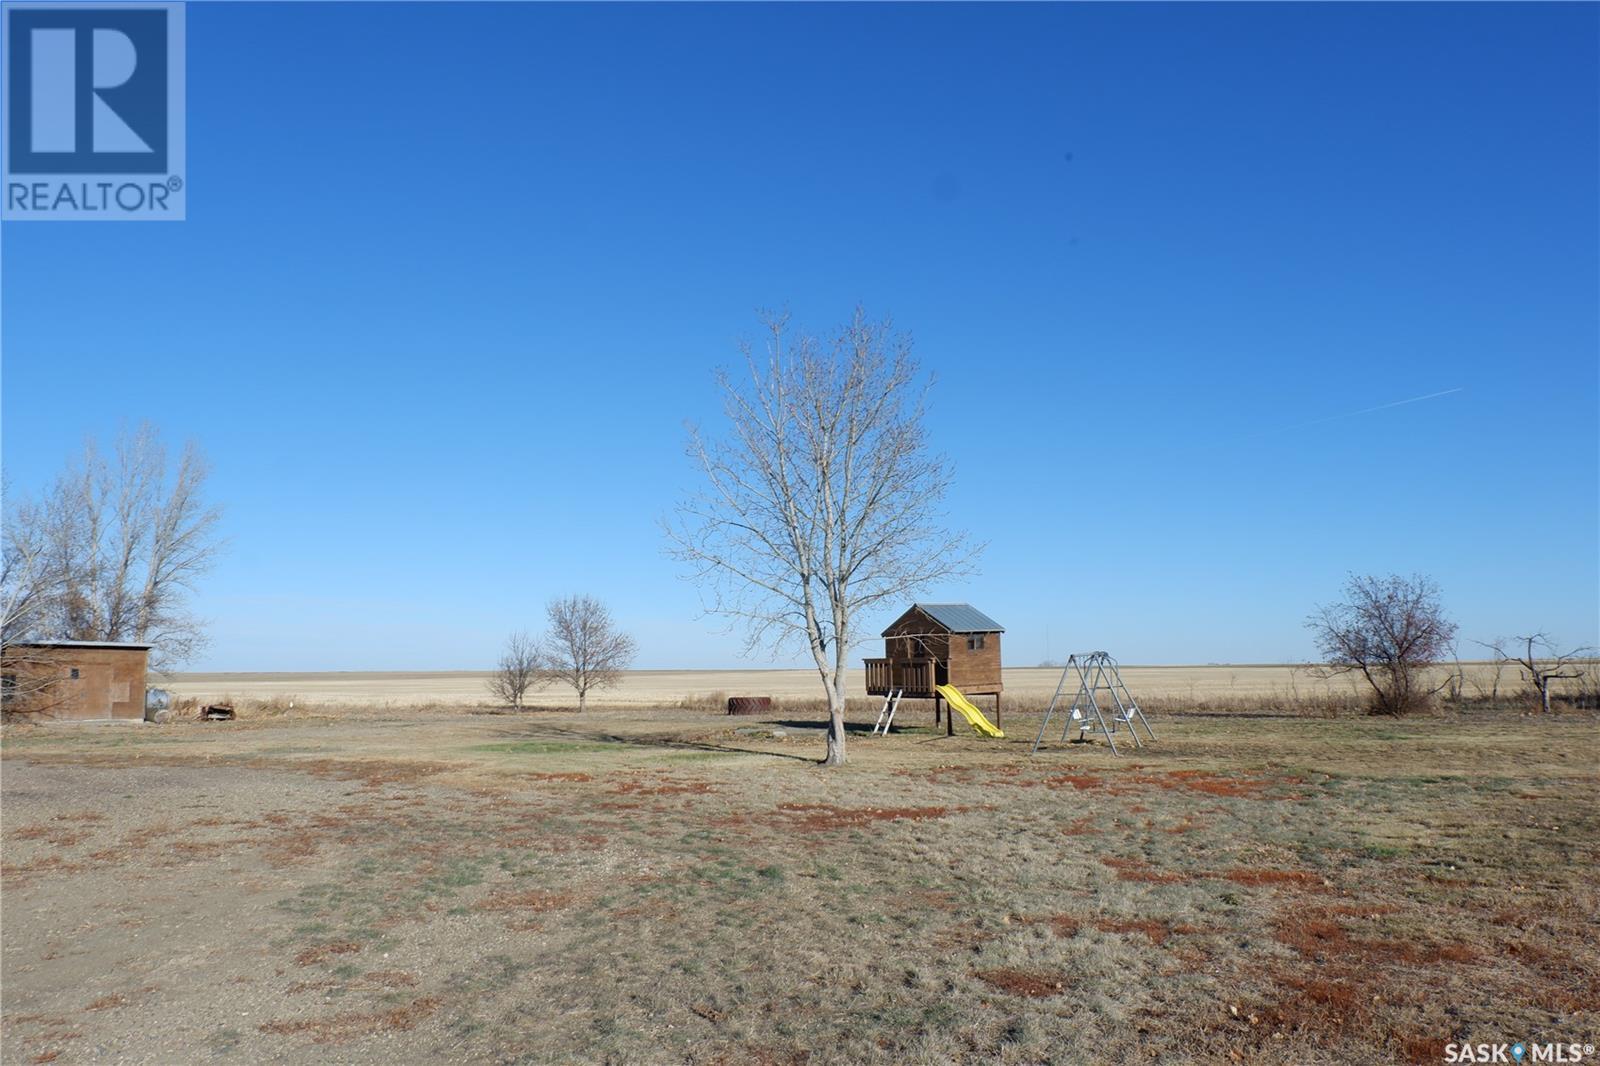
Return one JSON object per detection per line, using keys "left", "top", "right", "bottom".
{"left": 4, "top": 3, "right": 1596, "bottom": 671}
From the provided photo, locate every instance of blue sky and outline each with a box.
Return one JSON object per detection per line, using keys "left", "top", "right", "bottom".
{"left": 3, "top": 2, "right": 1596, "bottom": 671}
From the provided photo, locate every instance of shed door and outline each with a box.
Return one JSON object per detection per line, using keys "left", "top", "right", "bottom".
{"left": 88, "top": 670, "right": 114, "bottom": 719}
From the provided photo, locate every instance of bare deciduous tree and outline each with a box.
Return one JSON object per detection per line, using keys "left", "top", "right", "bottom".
{"left": 540, "top": 594, "right": 636, "bottom": 712}
{"left": 668, "top": 309, "right": 976, "bottom": 765}
{"left": 3, "top": 424, "right": 223, "bottom": 670}
{"left": 1307, "top": 573, "right": 1457, "bottom": 717}
{"left": 486, "top": 630, "right": 543, "bottom": 709}
{"left": 3, "top": 488, "right": 58, "bottom": 644}
{"left": 1485, "top": 633, "right": 1595, "bottom": 714}
{"left": 2, "top": 492, "right": 69, "bottom": 717}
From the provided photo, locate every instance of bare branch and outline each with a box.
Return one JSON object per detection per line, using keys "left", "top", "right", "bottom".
{"left": 1485, "top": 632, "right": 1598, "bottom": 714}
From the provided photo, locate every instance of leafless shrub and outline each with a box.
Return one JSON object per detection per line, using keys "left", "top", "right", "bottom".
{"left": 486, "top": 631, "right": 544, "bottom": 710}
{"left": 1465, "top": 651, "right": 1507, "bottom": 706}
{"left": 1575, "top": 659, "right": 1600, "bottom": 711}
{"left": 539, "top": 595, "right": 635, "bottom": 712}
{"left": 1440, "top": 645, "right": 1467, "bottom": 706}
{"left": 1306, "top": 573, "right": 1457, "bottom": 717}
{"left": 667, "top": 309, "right": 976, "bottom": 765}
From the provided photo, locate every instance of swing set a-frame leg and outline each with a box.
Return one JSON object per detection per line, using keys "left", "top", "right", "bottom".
{"left": 1031, "top": 651, "right": 1153, "bottom": 758}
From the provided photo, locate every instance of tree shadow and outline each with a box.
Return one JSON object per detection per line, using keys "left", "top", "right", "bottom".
{"left": 766, "top": 718, "right": 877, "bottom": 735}
{"left": 475, "top": 720, "right": 817, "bottom": 764}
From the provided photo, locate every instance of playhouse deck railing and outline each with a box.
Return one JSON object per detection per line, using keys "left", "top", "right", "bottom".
{"left": 863, "top": 657, "right": 937, "bottom": 696}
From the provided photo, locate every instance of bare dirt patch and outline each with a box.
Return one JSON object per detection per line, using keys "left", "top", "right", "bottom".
{"left": 1100, "top": 856, "right": 1187, "bottom": 884}
{"left": 475, "top": 890, "right": 574, "bottom": 913}
{"left": 256, "top": 996, "right": 442, "bottom": 1045}
{"left": 9, "top": 824, "right": 90, "bottom": 847}
{"left": 1216, "top": 868, "right": 1326, "bottom": 887}
{"left": 1092, "top": 917, "right": 1202, "bottom": 946}
{"left": 772, "top": 803, "right": 961, "bottom": 831}
{"left": 974, "top": 968, "right": 1068, "bottom": 997}
{"left": 293, "top": 941, "right": 363, "bottom": 967}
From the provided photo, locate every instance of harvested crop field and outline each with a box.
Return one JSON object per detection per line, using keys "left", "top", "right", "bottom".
{"left": 158, "top": 663, "right": 1539, "bottom": 709}
{"left": 2, "top": 704, "right": 1596, "bottom": 1064}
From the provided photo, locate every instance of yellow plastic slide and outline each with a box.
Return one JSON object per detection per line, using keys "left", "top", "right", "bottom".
{"left": 935, "top": 684, "right": 1005, "bottom": 738}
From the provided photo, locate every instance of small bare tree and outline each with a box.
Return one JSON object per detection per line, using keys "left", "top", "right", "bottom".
{"left": 1486, "top": 633, "right": 1595, "bottom": 714}
{"left": 4, "top": 425, "right": 222, "bottom": 670}
{"left": 668, "top": 309, "right": 976, "bottom": 765}
{"left": 1307, "top": 573, "right": 1457, "bottom": 717}
{"left": 540, "top": 595, "right": 636, "bottom": 712}
{"left": 486, "top": 630, "right": 543, "bottom": 710}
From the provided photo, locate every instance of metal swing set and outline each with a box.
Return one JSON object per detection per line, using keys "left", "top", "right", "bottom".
{"left": 1030, "top": 651, "right": 1157, "bottom": 757}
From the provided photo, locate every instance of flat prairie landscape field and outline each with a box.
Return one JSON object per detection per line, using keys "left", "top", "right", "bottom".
{"left": 3, "top": 694, "right": 1595, "bottom": 1065}
{"left": 158, "top": 664, "right": 1494, "bottom": 709}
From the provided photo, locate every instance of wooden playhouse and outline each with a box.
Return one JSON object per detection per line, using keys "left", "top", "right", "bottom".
{"left": 864, "top": 603, "right": 1004, "bottom": 733}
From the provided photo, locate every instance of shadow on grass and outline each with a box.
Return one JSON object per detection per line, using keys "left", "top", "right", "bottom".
{"left": 767, "top": 719, "right": 881, "bottom": 736}
{"left": 474, "top": 721, "right": 818, "bottom": 764}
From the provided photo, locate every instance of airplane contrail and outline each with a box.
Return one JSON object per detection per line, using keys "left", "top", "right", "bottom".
{"left": 1292, "top": 386, "right": 1464, "bottom": 429}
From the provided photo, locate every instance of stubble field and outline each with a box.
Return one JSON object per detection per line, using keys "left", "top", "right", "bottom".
{"left": 2, "top": 692, "right": 1595, "bottom": 1065}
{"left": 158, "top": 663, "right": 1518, "bottom": 710}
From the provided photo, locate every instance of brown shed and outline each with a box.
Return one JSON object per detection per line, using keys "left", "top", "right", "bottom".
{"left": 864, "top": 604, "right": 1004, "bottom": 730}
{"left": 1, "top": 641, "right": 152, "bottom": 721}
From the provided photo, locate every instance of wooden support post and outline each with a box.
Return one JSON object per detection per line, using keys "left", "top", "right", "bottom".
{"left": 995, "top": 692, "right": 1002, "bottom": 728}
{"left": 944, "top": 694, "right": 953, "bottom": 737}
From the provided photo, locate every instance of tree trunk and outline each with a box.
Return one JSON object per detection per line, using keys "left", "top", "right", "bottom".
{"left": 1540, "top": 681, "right": 1551, "bottom": 715}
{"left": 819, "top": 665, "right": 849, "bottom": 765}
{"left": 578, "top": 688, "right": 587, "bottom": 713}
{"left": 823, "top": 696, "right": 847, "bottom": 766}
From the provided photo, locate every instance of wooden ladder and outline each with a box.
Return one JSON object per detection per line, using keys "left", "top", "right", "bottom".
{"left": 872, "top": 689, "right": 904, "bottom": 736}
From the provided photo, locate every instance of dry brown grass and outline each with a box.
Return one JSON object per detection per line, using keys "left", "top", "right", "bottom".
{"left": 2, "top": 703, "right": 1596, "bottom": 1064}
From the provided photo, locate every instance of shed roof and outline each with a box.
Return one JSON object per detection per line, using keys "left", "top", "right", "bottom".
{"left": 886, "top": 603, "right": 1004, "bottom": 636}
{"left": 5, "top": 640, "right": 153, "bottom": 650}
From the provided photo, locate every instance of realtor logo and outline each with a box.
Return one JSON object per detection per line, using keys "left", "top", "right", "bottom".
{"left": 3, "top": 2, "right": 185, "bottom": 220}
